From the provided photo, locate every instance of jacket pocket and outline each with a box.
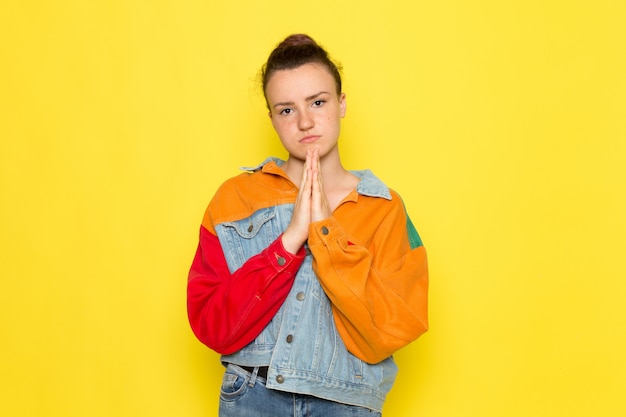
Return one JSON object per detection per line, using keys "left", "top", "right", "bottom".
{"left": 216, "top": 207, "right": 278, "bottom": 271}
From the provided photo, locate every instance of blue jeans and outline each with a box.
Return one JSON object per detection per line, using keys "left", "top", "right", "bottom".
{"left": 219, "top": 364, "right": 382, "bottom": 417}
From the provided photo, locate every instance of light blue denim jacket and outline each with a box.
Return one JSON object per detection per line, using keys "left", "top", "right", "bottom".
{"left": 218, "top": 158, "right": 398, "bottom": 412}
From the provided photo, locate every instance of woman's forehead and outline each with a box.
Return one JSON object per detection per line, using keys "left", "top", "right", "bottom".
{"left": 265, "top": 63, "right": 337, "bottom": 102}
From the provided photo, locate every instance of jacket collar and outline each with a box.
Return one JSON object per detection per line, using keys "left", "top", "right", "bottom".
{"left": 241, "top": 157, "right": 392, "bottom": 201}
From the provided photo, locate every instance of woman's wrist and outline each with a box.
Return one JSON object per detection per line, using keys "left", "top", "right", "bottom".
{"left": 281, "top": 229, "right": 305, "bottom": 255}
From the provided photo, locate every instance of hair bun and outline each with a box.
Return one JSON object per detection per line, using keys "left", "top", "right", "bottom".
{"left": 277, "top": 34, "right": 317, "bottom": 48}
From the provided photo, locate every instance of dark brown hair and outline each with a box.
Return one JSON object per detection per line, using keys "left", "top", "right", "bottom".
{"left": 261, "top": 34, "right": 343, "bottom": 99}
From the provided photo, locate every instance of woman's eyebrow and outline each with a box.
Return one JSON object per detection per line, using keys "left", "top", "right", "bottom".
{"left": 306, "top": 91, "right": 330, "bottom": 101}
{"left": 273, "top": 91, "right": 330, "bottom": 108}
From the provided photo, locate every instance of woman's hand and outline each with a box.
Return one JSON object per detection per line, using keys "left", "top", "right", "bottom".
{"left": 281, "top": 150, "right": 313, "bottom": 254}
{"left": 281, "top": 148, "right": 331, "bottom": 254}
{"left": 310, "top": 148, "right": 332, "bottom": 222}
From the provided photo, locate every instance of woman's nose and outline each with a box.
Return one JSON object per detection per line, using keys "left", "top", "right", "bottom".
{"left": 298, "top": 111, "right": 314, "bottom": 131}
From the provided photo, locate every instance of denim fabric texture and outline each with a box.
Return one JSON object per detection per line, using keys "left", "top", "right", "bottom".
{"left": 219, "top": 364, "right": 381, "bottom": 417}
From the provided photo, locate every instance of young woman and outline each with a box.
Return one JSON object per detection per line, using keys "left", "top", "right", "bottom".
{"left": 187, "top": 34, "right": 429, "bottom": 416}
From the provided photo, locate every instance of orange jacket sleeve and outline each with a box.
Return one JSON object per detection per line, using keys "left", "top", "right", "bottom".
{"left": 308, "top": 194, "right": 428, "bottom": 364}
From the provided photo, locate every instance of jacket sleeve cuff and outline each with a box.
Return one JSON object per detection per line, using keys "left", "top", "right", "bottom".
{"left": 308, "top": 216, "right": 343, "bottom": 246}
{"left": 265, "top": 234, "right": 306, "bottom": 272}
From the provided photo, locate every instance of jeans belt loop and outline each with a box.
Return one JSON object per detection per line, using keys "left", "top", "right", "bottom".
{"left": 248, "top": 366, "right": 259, "bottom": 387}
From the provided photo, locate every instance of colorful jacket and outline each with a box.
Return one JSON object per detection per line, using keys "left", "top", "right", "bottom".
{"left": 187, "top": 158, "right": 428, "bottom": 411}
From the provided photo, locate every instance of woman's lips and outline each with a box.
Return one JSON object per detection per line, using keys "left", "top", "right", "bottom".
{"left": 299, "top": 135, "right": 320, "bottom": 143}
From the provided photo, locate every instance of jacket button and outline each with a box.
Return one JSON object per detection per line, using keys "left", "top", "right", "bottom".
{"left": 321, "top": 226, "right": 329, "bottom": 235}
{"left": 247, "top": 224, "right": 253, "bottom": 232}
{"left": 276, "top": 374, "right": 285, "bottom": 384}
{"left": 277, "top": 256, "right": 286, "bottom": 266}
{"left": 296, "top": 292, "right": 305, "bottom": 301}
{"left": 286, "top": 334, "right": 293, "bottom": 343}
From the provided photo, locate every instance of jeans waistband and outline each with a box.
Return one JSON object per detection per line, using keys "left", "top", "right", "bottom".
{"left": 238, "top": 365, "right": 269, "bottom": 381}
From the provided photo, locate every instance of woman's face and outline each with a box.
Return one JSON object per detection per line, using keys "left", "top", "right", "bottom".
{"left": 265, "top": 63, "right": 346, "bottom": 161}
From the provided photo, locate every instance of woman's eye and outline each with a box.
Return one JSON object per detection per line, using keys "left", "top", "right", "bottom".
{"left": 279, "top": 108, "right": 292, "bottom": 115}
{"left": 313, "top": 100, "right": 325, "bottom": 107}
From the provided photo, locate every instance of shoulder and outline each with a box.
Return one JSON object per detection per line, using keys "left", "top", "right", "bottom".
{"left": 203, "top": 158, "right": 295, "bottom": 228}
{"left": 214, "top": 160, "right": 290, "bottom": 202}
{"left": 348, "top": 170, "right": 423, "bottom": 247}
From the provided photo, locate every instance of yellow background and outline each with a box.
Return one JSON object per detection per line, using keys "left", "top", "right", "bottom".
{"left": 1, "top": 1, "right": 625, "bottom": 416}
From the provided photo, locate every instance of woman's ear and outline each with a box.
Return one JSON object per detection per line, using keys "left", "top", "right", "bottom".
{"left": 339, "top": 93, "right": 347, "bottom": 118}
